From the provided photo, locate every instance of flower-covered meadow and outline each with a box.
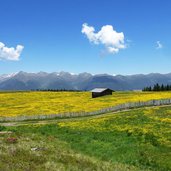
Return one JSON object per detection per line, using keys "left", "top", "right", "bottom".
{"left": 0, "top": 103, "right": 170, "bottom": 170}
{"left": 56, "top": 106, "right": 171, "bottom": 170}
{"left": 1, "top": 91, "right": 171, "bottom": 117}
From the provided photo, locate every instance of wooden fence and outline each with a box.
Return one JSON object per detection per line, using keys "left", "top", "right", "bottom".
{"left": 1, "top": 98, "right": 171, "bottom": 122}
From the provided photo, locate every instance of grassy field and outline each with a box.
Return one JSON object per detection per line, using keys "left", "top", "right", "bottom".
{"left": 0, "top": 106, "right": 171, "bottom": 171}
{"left": 1, "top": 91, "right": 171, "bottom": 118}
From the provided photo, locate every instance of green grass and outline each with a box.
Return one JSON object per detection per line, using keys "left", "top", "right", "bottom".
{"left": 0, "top": 106, "right": 171, "bottom": 170}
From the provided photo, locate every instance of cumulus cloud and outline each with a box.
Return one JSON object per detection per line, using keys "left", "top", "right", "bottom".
{"left": 0, "top": 42, "right": 24, "bottom": 61}
{"left": 82, "top": 23, "right": 126, "bottom": 54}
{"left": 156, "top": 41, "right": 163, "bottom": 49}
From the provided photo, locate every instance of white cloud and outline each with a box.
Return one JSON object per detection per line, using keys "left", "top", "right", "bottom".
{"left": 0, "top": 42, "right": 24, "bottom": 61}
{"left": 156, "top": 41, "right": 163, "bottom": 49}
{"left": 82, "top": 23, "right": 126, "bottom": 54}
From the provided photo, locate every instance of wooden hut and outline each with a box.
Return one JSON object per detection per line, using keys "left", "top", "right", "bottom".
{"left": 90, "top": 88, "right": 113, "bottom": 98}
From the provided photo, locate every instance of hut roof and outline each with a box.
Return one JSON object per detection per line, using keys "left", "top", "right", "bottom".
{"left": 90, "top": 88, "right": 111, "bottom": 93}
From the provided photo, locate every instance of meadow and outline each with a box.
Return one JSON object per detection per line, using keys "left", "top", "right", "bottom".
{"left": 0, "top": 106, "right": 170, "bottom": 170}
{"left": 1, "top": 91, "right": 171, "bottom": 118}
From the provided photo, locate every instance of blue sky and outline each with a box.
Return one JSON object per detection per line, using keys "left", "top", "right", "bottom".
{"left": 0, "top": 0, "right": 171, "bottom": 75}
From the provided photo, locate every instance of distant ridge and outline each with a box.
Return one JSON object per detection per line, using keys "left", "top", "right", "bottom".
{"left": 0, "top": 71, "right": 171, "bottom": 91}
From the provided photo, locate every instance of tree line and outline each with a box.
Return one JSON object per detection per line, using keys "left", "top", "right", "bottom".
{"left": 143, "top": 83, "right": 171, "bottom": 91}
{"left": 31, "top": 89, "right": 84, "bottom": 92}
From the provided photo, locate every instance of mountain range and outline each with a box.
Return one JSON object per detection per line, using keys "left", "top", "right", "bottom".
{"left": 1, "top": 71, "right": 171, "bottom": 91}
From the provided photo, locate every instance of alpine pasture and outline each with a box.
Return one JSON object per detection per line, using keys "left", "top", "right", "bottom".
{"left": 1, "top": 91, "right": 171, "bottom": 118}
{"left": 0, "top": 91, "right": 171, "bottom": 171}
{"left": 0, "top": 105, "right": 171, "bottom": 170}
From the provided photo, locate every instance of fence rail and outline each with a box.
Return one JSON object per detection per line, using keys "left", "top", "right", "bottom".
{"left": 1, "top": 98, "right": 171, "bottom": 122}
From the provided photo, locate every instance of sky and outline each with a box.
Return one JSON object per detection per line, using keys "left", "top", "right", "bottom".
{"left": 0, "top": 0, "right": 171, "bottom": 75}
